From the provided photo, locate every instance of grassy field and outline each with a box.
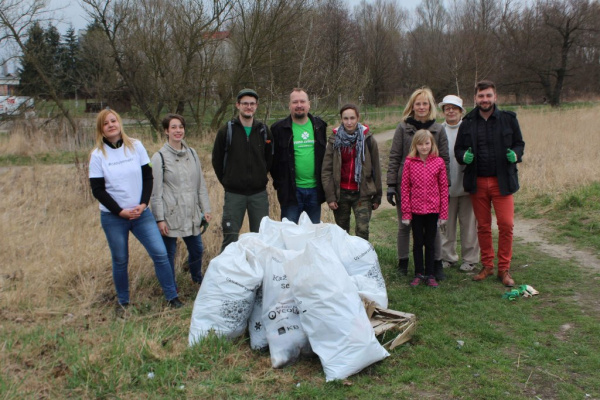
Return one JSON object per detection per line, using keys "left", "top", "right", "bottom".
{"left": 1, "top": 105, "right": 600, "bottom": 399}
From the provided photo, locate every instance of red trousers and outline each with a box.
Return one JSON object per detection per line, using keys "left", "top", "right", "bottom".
{"left": 470, "top": 177, "right": 514, "bottom": 272}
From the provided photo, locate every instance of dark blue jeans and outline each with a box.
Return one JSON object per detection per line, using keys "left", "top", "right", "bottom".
{"left": 100, "top": 209, "right": 178, "bottom": 305}
{"left": 162, "top": 234, "right": 204, "bottom": 284}
{"left": 280, "top": 187, "right": 321, "bottom": 224}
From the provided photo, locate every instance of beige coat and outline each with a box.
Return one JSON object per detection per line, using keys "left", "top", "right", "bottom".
{"left": 151, "top": 142, "right": 211, "bottom": 237}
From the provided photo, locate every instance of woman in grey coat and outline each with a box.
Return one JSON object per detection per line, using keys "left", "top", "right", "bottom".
{"left": 386, "top": 87, "right": 449, "bottom": 278}
{"left": 151, "top": 114, "right": 211, "bottom": 285}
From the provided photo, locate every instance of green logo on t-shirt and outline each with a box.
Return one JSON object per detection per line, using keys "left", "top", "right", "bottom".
{"left": 292, "top": 121, "right": 316, "bottom": 188}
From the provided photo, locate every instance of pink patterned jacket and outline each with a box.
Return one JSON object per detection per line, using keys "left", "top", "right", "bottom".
{"left": 401, "top": 154, "right": 448, "bottom": 221}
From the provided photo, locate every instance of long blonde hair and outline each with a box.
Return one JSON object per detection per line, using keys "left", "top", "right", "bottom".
{"left": 401, "top": 87, "right": 438, "bottom": 122}
{"left": 407, "top": 129, "right": 439, "bottom": 158}
{"left": 93, "top": 109, "right": 135, "bottom": 157}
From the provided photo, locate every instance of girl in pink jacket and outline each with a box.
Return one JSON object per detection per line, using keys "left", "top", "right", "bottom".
{"left": 401, "top": 130, "right": 448, "bottom": 287}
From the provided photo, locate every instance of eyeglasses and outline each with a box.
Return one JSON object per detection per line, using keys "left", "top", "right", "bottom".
{"left": 239, "top": 102, "right": 257, "bottom": 107}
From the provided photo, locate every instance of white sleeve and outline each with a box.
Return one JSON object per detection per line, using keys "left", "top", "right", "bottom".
{"left": 134, "top": 140, "right": 151, "bottom": 166}
{"left": 88, "top": 150, "right": 104, "bottom": 178}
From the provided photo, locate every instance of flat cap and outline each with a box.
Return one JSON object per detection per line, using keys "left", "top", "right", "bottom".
{"left": 237, "top": 88, "right": 259, "bottom": 101}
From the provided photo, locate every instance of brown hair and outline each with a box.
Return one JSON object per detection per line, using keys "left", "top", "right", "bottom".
{"left": 475, "top": 80, "right": 496, "bottom": 94}
{"left": 339, "top": 103, "right": 359, "bottom": 119}
{"left": 93, "top": 109, "right": 134, "bottom": 157}
{"left": 407, "top": 129, "right": 439, "bottom": 158}
{"left": 162, "top": 113, "right": 186, "bottom": 131}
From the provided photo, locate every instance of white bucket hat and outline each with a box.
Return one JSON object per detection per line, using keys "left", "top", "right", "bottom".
{"left": 439, "top": 95, "right": 465, "bottom": 112}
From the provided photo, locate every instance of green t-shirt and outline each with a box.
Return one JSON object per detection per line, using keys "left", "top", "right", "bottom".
{"left": 244, "top": 126, "right": 252, "bottom": 137}
{"left": 292, "top": 121, "right": 316, "bottom": 188}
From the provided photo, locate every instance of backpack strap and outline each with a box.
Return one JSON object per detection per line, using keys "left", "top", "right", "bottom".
{"left": 260, "top": 123, "right": 273, "bottom": 155}
{"left": 158, "top": 151, "right": 165, "bottom": 173}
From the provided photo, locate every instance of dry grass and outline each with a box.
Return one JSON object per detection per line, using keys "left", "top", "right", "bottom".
{"left": 0, "top": 119, "right": 95, "bottom": 156}
{"left": 517, "top": 106, "right": 600, "bottom": 199}
{"left": 0, "top": 106, "right": 598, "bottom": 397}
{"left": 0, "top": 132, "right": 335, "bottom": 312}
{"left": 1, "top": 106, "right": 598, "bottom": 310}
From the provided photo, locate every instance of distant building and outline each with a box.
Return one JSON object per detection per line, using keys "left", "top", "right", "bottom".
{"left": 0, "top": 73, "right": 20, "bottom": 96}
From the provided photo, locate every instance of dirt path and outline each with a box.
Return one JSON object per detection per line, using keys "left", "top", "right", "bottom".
{"left": 372, "top": 130, "right": 600, "bottom": 272}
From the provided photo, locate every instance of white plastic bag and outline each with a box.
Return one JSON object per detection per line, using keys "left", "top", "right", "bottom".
{"left": 280, "top": 213, "right": 328, "bottom": 251}
{"left": 258, "top": 216, "right": 295, "bottom": 249}
{"left": 188, "top": 240, "right": 262, "bottom": 346}
{"left": 326, "top": 225, "right": 388, "bottom": 308}
{"left": 260, "top": 246, "right": 311, "bottom": 367}
{"left": 288, "top": 240, "right": 389, "bottom": 381}
{"left": 248, "top": 286, "right": 268, "bottom": 351}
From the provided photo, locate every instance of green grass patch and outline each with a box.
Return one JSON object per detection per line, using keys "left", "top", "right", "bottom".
{"left": 516, "top": 182, "right": 600, "bottom": 253}
{"left": 4, "top": 206, "right": 600, "bottom": 398}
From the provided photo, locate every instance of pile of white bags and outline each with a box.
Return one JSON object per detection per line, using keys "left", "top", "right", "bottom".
{"left": 188, "top": 213, "right": 389, "bottom": 381}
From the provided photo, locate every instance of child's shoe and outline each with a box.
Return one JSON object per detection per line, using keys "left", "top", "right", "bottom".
{"left": 410, "top": 274, "right": 425, "bottom": 287}
{"left": 426, "top": 275, "right": 439, "bottom": 288}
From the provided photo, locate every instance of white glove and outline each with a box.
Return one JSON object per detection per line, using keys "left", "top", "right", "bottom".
{"left": 402, "top": 219, "right": 411, "bottom": 227}
{"left": 438, "top": 219, "right": 447, "bottom": 235}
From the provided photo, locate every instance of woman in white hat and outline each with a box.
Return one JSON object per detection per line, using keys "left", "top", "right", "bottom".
{"left": 437, "top": 95, "right": 480, "bottom": 273}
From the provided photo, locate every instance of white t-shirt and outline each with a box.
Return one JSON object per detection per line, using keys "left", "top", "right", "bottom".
{"left": 89, "top": 140, "right": 150, "bottom": 212}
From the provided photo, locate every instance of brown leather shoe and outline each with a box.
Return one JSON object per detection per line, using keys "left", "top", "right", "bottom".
{"left": 472, "top": 267, "right": 494, "bottom": 281}
{"left": 498, "top": 271, "right": 515, "bottom": 287}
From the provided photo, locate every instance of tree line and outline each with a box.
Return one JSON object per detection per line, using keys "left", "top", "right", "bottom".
{"left": 2, "top": 0, "right": 599, "bottom": 135}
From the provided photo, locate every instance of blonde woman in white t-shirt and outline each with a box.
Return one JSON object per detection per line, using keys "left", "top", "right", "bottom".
{"left": 89, "top": 109, "right": 182, "bottom": 315}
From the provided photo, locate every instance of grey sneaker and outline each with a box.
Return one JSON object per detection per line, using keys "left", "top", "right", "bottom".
{"left": 459, "top": 262, "right": 476, "bottom": 271}
{"left": 115, "top": 302, "right": 129, "bottom": 319}
{"left": 442, "top": 261, "right": 453, "bottom": 269}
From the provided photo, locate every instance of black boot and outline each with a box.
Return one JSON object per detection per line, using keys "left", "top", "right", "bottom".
{"left": 398, "top": 258, "right": 409, "bottom": 276}
{"left": 434, "top": 260, "right": 446, "bottom": 281}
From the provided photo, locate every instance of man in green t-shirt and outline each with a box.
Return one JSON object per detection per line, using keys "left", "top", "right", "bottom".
{"left": 270, "top": 88, "right": 328, "bottom": 223}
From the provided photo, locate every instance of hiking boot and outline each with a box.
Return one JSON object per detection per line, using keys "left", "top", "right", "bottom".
{"left": 434, "top": 260, "right": 445, "bottom": 281}
{"left": 398, "top": 258, "right": 409, "bottom": 276}
{"left": 459, "top": 262, "right": 476, "bottom": 272}
{"left": 426, "top": 275, "right": 439, "bottom": 288}
{"left": 472, "top": 267, "right": 494, "bottom": 281}
{"left": 410, "top": 274, "right": 425, "bottom": 287}
{"left": 168, "top": 297, "right": 184, "bottom": 309}
{"left": 115, "top": 302, "right": 129, "bottom": 319}
{"left": 442, "top": 260, "right": 453, "bottom": 269}
{"left": 497, "top": 271, "right": 515, "bottom": 287}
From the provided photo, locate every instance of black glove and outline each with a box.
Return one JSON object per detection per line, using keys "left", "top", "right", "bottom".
{"left": 387, "top": 187, "right": 397, "bottom": 206}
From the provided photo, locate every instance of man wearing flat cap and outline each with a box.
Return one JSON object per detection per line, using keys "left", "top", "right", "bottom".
{"left": 212, "top": 88, "right": 274, "bottom": 252}
{"left": 437, "top": 94, "right": 480, "bottom": 273}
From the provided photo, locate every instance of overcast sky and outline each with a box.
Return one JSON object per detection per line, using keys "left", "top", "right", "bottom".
{"left": 50, "top": 0, "right": 425, "bottom": 34}
{"left": 2, "top": 0, "right": 425, "bottom": 71}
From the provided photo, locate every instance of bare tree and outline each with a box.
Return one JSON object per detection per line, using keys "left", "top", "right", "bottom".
{"left": 303, "top": 0, "right": 369, "bottom": 106}
{"left": 499, "top": 0, "right": 600, "bottom": 106}
{"left": 209, "top": 0, "right": 311, "bottom": 128}
{"left": 81, "top": 0, "right": 230, "bottom": 132}
{"left": 406, "top": 0, "right": 450, "bottom": 96}
{"left": 457, "top": 0, "right": 504, "bottom": 90}
{"left": 355, "top": 0, "right": 406, "bottom": 105}
{"left": 0, "top": 0, "right": 78, "bottom": 132}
